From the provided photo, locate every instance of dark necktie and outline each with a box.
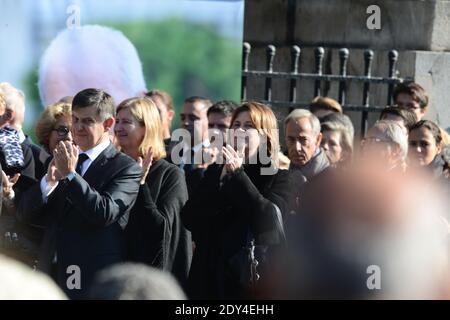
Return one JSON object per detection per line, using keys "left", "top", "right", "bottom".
{"left": 76, "top": 153, "right": 89, "bottom": 175}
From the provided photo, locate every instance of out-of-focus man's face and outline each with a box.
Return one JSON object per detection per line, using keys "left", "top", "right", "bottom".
{"left": 180, "top": 101, "right": 209, "bottom": 145}
{"left": 285, "top": 117, "right": 322, "bottom": 167}
{"left": 395, "top": 93, "right": 426, "bottom": 121}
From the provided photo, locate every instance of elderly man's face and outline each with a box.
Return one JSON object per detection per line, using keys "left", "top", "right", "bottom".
{"left": 285, "top": 117, "right": 322, "bottom": 167}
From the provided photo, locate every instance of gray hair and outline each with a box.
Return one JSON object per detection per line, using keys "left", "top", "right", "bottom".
{"left": 0, "top": 82, "right": 26, "bottom": 129}
{"left": 284, "top": 109, "right": 321, "bottom": 137}
{"left": 89, "top": 263, "right": 187, "bottom": 300}
{"left": 372, "top": 120, "right": 408, "bottom": 161}
{"left": 321, "top": 120, "right": 354, "bottom": 157}
{"left": 38, "top": 25, "right": 146, "bottom": 106}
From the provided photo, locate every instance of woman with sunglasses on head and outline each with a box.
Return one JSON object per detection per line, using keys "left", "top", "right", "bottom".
{"left": 114, "top": 97, "right": 191, "bottom": 289}
{"left": 182, "top": 101, "right": 300, "bottom": 299}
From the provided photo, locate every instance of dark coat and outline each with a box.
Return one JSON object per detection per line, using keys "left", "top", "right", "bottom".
{"left": 181, "top": 163, "right": 300, "bottom": 299}
{"left": 124, "top": 159, "right": 192, "bottom": 289}
{"left": 23, "top": 136, "right": 46, "bottom": 180}
{"left": 17, "top": 143, "right": 141, "bottom": 299}
{"left": 289, "top": 148, "right": 330, "bottom": 181}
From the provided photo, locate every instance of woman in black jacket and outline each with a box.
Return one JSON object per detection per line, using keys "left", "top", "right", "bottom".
{"left": 182, "top": 101, "right": 300, "bottom": 299}
{"left": 114, "top": 97, "right": 191, "bottom": 288}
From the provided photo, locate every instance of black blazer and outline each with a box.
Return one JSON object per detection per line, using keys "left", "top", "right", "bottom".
{"left": 17, "top": 143, "right": 141, "bottom": 299}
{"left": 181, "top": 163, "right": 301, "bottom": 299}
{"left": 124, "top": 159, "right": 192, "bottom": 289}
{"left": 23, "top": 136, "right": 46, "bottom": 180}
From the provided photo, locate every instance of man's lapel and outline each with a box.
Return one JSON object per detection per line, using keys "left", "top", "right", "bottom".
{"left": 81, "top": 143, "right": 118, "bottom": 188}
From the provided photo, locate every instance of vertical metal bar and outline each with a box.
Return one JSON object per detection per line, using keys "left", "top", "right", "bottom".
{"left": 314, "top": 47, "right": 325, "bottom": 97}
{"left": 361, "top": 49, "right": 374, "bottom": 138}
{"left": 338, "top": 48, "right": 349, "bottom": 106}
{"left": 289, "top": 45, "right": 300, "bottom": 104}
{"left": 241, "top": 42, "right": 251, "bottom": 101}
{"left": 387, "top": 50, "right": 399, "bottom": 105}
{"left": 265, "top": 45, "right": 276, "bottom": 101}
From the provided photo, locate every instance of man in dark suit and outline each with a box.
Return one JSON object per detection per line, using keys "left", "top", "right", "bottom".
{"left": 25, "top": 88, "right": 141, "bottom": 299}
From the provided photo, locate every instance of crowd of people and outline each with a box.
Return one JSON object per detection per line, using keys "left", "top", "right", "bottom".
{"left": 0, "top": 78, "right": 449, "bottom": 300}
{"left": 0, "top": 18, "right": 448, "bottom": 301}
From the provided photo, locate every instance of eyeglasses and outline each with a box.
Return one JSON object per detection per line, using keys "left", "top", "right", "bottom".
{"left": 361, "top": 137, "right": 393, "bottom": 148}
{"left": 52, "top": 126, "right": 71, "bottom": 137}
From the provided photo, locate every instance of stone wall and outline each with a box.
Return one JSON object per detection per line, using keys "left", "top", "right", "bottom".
{"left": 243, "top": 0, "right": 450, "bottom": 133}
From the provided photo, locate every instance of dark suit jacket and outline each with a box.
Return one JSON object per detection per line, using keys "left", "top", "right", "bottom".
{"left": 124, "top": 159, "right": 192, "bottom": 289}
{"left": 17, "top": 143, "right": 141, "bottom": 299}
{"left": 23, "top": 136, "right": 46, "bottom": 180}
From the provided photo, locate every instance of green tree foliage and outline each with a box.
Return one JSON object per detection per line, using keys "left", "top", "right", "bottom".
{"left": 106, "top": 18, "right": 242, "bottom": 127}
{"left": 22, "top": 18, "right": 242, "bottom": 135}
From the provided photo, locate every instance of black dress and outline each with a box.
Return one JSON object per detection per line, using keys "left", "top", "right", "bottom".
{"left": 181, "top": 163, "right": 300, "bottom": 299}
{"left": 124, "top": 159, "right": 192, "bottom": 289}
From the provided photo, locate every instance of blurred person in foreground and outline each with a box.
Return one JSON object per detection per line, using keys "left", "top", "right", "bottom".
{"left": 182, "top": 102, "right": 301, "bottom": 299}
{"left": 89, "top": 263, "right": 186, "bottom": 300}
{"left": 114, "top": 97, "right": 191, "bottom": 289}
{"left": 0, "top": 253, "right": 66, "bottom": 299}
{"left": 271, "top": 161, "right": 450, "bottom": 299}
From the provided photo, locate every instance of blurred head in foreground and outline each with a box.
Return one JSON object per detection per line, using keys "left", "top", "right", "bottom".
{"left": 273, "top": 164, "right": 450, "bottom": 299}
{"left": 89, "top": 263, "right": 186, "bottom": 300}
{"left": 0, "top": 254, "right": 67, "bottom": 299}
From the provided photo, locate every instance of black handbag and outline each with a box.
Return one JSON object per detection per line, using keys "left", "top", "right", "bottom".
{"left": 227, "top": 203, "right": 286, "bottom": 292}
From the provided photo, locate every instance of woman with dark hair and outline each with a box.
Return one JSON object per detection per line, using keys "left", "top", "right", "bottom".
{"left": 182, "top": 101, "right": 300, "bottom": 299}
{"left": 408, "top": 120, "right": 446, "bottom": 179}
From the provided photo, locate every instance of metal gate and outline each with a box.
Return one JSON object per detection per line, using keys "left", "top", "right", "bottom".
{"left": 241, "top": 42, "right": 408, "bottom": 136}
